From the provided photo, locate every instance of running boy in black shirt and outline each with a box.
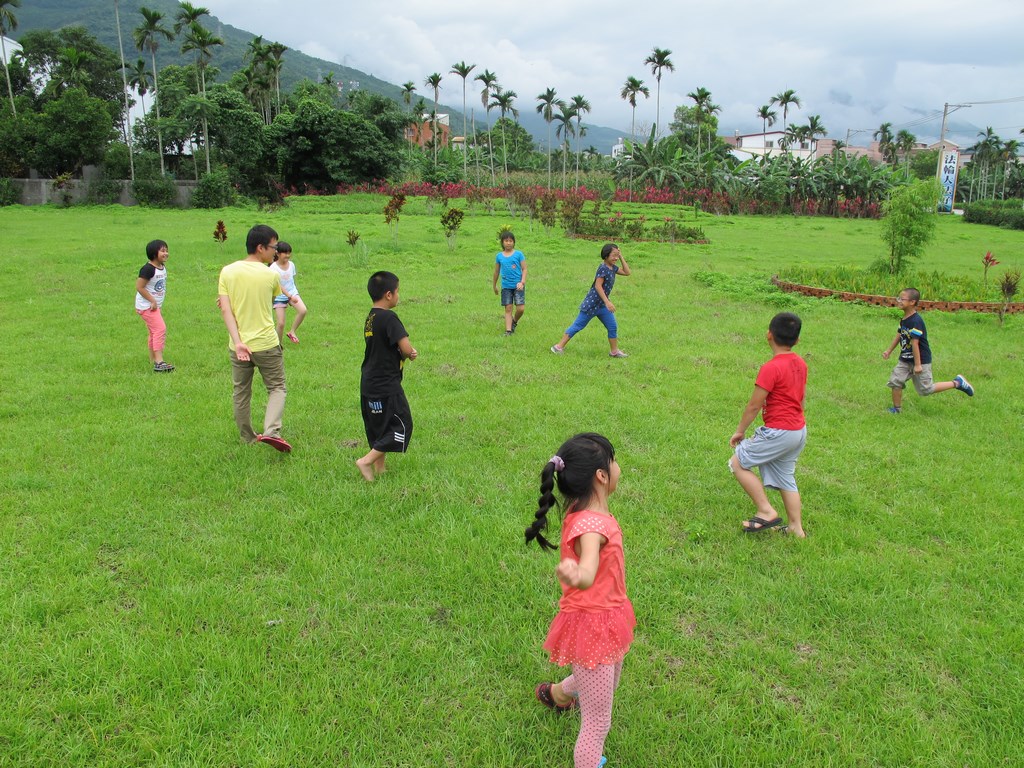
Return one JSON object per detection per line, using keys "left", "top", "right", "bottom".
{"left": 356, "top": 271, "right": 418, "bottom": 481}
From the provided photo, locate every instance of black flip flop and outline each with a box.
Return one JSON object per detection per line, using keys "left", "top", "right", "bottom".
{"left": 743, "top": 516, "right": 782, "bottom": 533}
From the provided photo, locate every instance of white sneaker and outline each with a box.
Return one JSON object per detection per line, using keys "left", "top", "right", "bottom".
{"left": 550, "top": 345, "right": 564, "bottom": 354}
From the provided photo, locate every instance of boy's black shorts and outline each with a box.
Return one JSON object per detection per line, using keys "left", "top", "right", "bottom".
{"left": 361, "top": 391, "right": 413, "bottom": 453}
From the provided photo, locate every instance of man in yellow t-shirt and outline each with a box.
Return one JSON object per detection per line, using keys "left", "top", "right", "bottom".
{"left": 217, "top": 224, "right": 294, "bottom": 452}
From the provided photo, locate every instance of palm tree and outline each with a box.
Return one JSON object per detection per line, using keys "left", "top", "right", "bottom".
{"left": 57, "top": 47, "right": 93, "bottom": 91}
{"left": 450, "top": 60, "right": 475, "bottom": 181}
{"left": 805, "top": 114, "right": 827, "bottom": 159}
{"left": 569, "top": 94, "right": 590, "bottom": 187}
{"left": 114, "top": 0, "right": 135, "bottom": 179}
{"left": 873, "top": 122, "right": 895, "bottom": 164}
{"left": 127, "top": 58, "right": 152, "bottom": 113}
{"left": 475, "top": 69, "right": 499, "bottom": 184}
{"left": 181, "top": 22, "right": 223, "bottom": 173}
{"left": 134, "top": 7, "right": 174, "bottom": 175}
{"left": 0, "top": 0, "right": 21, "bottom": 117}
{"left": 553, "top": 102, "right": 576, "bottom": 191}
{"left": 687, "top": 87, "right": 712, "bottom": 152}
{"left": 174, "top": 2, "right": 208, "bottom": 33}
{"left": 401, "top": 81, "right": 416, "bottom": 112}
{"left": 770, "top": 89, "right": 801, "bottom": 135}
{"left": 620, "top": 76, "right": 649, "bottom": 142}
{"left": 535, "top": 87, "right": 561, "bottom": 188}
{"left": 490, "top": 88, "right": 517, "bottom": 180}
{"left": 424, "top": 72, "right": 443, "bottom": 166}
{"left": 757, "top": 104, "right": 777, "bottom": 155}
{"left": 644, "top": 47, "right": 674, "bottom": 136}
{"left": 266, "top": 42, "right": 287, "bottom": 115}
{"left": 894, "top": 129, "right": 916, "bottom": 179}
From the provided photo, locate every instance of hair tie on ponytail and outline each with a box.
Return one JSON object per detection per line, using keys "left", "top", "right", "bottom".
{"left": 549, "top": 455, "right": 565, "bottom": 472}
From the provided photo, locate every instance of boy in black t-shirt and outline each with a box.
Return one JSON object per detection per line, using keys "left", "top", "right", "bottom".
{"left": 356, "top": 271, "right": 418, "bottom": 481}
{"left": 882, "top": 287, "right": 974, "bottom": 414}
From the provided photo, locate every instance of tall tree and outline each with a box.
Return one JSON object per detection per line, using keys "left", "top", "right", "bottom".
{"left": 535, "top": 86, "right": 561, "bottom": 188}
{"left": 474, "top": 69, "right": 498, "bottom": 185}
{"left": 173, "top": 2, "right": 209, "bottom": 34}
{"left": 180, "top": 22, "right": 222, "bottom": 173}
{"left": 643, "top": 47, "right": 674, "bottom": 136}
{"left": 450, "top": 60, "right": 474, "bottom": 181}
{"left": 401, "top": 80, "right": 416, "bottom": 112}
{"left": 134, "top": 6, "right": 173, "bottom": 175}
{"left": 620, "top": 76, "right": 649, "bottom": 143}
{"left": 873, "top": 121, "right": 895, "bottom": 164}
{"left": 805, "top": 114, "right": 827, "bottom": 158}
{"left": 569, "top": 94, "right": 590, "bottom": 187}
{"left": 127, "top": 58, "right": 152, "bottom": 114}
{"left": 687, "top": 87, "right": 711, "bottom": 152}
{"left": 265, "top": 41, "right": 287, "bottom": 115}
{"left": 424, "top": 72, "right": 442, "bottom": 166}
{"left": 552, "top": 101, "right": 576, "bottom": 191}
{"left": 0, "top": 0, "right": 20, "bottom": 117}
{"left": 757, "top": 104, "right": 777, "bottom": 155}
{"left": 490, "top": 88, "right": 517, "bottom": 180}
{"left": 770, "top": 89, "right": 801, "bottom": 135}
{"left": 114, "top": 0, "right": 135, "bottom": 179}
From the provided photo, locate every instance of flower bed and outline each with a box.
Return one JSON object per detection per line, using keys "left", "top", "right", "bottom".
{"left": 771, "top": 277, "right": 1024, "bottom": 314}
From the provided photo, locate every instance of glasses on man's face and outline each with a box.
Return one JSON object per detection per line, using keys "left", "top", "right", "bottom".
{"left": 265, "top": 243, "right": 279, "bottom": 251}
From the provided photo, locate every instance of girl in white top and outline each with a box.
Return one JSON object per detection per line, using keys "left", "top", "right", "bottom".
{"left": 135, "top": 239, "right": 174, "bottom": 372}
{"left": 269, "top": 241, "right": 307, "bottom": 344}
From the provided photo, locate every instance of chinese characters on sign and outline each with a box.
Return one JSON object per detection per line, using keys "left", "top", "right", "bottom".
{"left": 938, "top": 150, "right": 959, "bottom": 213}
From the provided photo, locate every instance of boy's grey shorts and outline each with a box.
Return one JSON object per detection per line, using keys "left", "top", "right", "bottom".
{"left": 887, "top": 360, "right": 934, "bottom": 395}
{"left": 500, "top": 287, "right": 525, "bottom": 306}
{"left": 733, "top": 426, "right": 806, "bottom": 492}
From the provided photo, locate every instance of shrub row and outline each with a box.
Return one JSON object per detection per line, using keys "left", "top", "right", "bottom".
{"left": 962, "top": 199, "right": 1024, "bottom": 230}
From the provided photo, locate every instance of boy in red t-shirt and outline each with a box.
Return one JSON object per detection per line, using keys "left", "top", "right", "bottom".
{"left": 729, "top": 312, "right": 808, "bottom": 537}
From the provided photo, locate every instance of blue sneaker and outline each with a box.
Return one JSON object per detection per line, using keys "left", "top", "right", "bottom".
{"left": 954, "top": 375, "right": 974, "bottom": 397}
{"left": 887, "top": 406, "right": 901, "bottom": 414}
{"left": 598, "top": 758, "right": 607, "bottom": 768}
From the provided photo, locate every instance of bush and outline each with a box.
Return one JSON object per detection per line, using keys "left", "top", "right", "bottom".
{"left": 0, "top": 177, "right": 20, "bottom": 206}
{"left": 191, "top": 169, "right": 237, "bottom": 209}
{"left": 102, "top": 143, "right": 133, "bottom": 181}
{"left": 962, "top": 199, "right": 1024, "bottom": 230}
{"left": 86, "top": 179, "right": 124, "bottom": 205}
{"left": 132, "top": 177, "right": 178, "bottom": 208}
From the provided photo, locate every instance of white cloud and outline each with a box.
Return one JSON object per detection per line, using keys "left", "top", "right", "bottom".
{"left": 201, "top": 0, "right": 1024, "bottom": 147}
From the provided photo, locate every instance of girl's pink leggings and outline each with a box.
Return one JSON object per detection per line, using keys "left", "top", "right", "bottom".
{"left": 137, "top": 308, "right": 166, "bottom": 351}
{"left": 559, "top": 661, "right": 623, "bottom": 768}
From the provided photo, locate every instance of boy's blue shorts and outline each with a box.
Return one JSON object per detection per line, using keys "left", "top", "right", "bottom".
{"left": 733, "top": 426, "right": 806, "bottom": 492}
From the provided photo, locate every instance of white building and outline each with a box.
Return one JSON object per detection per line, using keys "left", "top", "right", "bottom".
{"left": 725, "top": 130, "right": 817, "bottom": 162}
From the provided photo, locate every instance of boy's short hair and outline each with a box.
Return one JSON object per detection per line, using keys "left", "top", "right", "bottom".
{"left": 601, "top": 243, "right": 618, "bottom": 260}
{"left": 901, "top": 287, "right": 921, "bottom": 303}
{"left": 769, "top": 312, "right": 802, "bottom": 347}
{"left": 368, "top": 271, "right": 400, "bottom": 301}
{"left": 276, "top": 241, "right": 292, "bottom": 254}
{"left": 246, "top": 224, "right": 279, "bottom": 254}
{"left": 145, "top": 239, "right": 167, "bottom": 260}
{"left": 499, "top": 230, "right": 515, "bottom": 243}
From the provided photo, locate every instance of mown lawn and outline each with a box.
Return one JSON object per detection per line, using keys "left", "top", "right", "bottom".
{"left": 0, "top": 197, "right": 1021, "bottom": 767}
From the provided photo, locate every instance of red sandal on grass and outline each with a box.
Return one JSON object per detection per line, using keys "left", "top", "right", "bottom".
{"left": 535, "top": 683, "right": 577, "bottom": 713}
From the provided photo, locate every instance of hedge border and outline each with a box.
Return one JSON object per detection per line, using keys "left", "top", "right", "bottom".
{"left": 772, "top": 277, "right": 1024, "bottom": 314}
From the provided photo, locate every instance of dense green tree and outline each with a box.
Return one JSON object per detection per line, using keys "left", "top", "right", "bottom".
{"left": 267, "top": 97, "right": 400, "bottom": 190}
{"left": 16, "top": 27, "right": 124, "bottom": 108}
{"left": 345, "top": 89, "right": 410, "bottom": 145}
{"left": 204, "top": 84, "right": 265, "bottom": 189}
{"left": 26, "top": 87, "right": 115, "bottom": 176}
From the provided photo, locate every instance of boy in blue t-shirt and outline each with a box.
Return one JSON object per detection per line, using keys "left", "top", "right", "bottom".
{"left": 882, "top": 287, "right": 974, "bottom": 413}
{"left": 492, "top": 230, "right": 527, "bottom": 336}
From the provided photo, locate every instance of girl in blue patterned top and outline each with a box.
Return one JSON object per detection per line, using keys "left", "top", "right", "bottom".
{"left": 551, "top": 243, "right": 632, "bottom": 358}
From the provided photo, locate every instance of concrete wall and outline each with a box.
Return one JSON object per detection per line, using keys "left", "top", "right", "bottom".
{"left": 8, "top": 178, "right": 197, "bottom": 207}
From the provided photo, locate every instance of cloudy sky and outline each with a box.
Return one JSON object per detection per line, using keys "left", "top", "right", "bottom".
{"left": 200, "top": 0, "right": 1023, "bottom": 148}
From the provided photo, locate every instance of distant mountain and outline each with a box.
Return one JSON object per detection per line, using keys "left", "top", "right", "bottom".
{"left": 12, "top": 0, "right": 627, "bottom": 154}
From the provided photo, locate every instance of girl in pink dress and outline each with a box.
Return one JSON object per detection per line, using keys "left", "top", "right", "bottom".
{"left": 525, "top": 433, "right": 635, "bottom": 768}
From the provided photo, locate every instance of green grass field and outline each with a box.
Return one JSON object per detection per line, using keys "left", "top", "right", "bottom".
{"left": 0, "top": 198, "right": 1021, "bottom": 767}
